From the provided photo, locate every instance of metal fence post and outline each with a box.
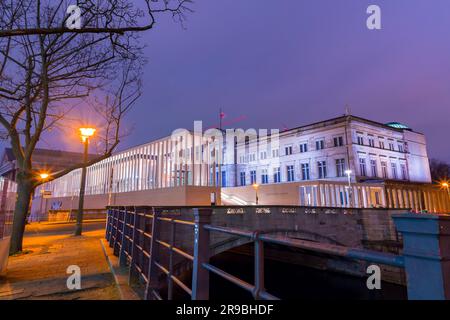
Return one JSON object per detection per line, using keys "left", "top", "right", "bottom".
{"left": 113, "top": 207, "right": 124, "bottom": 256}
{"left": 192, "top": 208, "right": 212, "bottom": 300}
{"left": 109, "top": 208, "right": 117, "bottom": 248}
{"left": 393, "top": 213, "right": 450, "bottom": 300}
{"left": 144, "top": 207, "right": 162, "bottom": 300}
{"left": 167, "top": 218, "right": 175, "bottom": 300}
{"left": 128, "top": 207, "right": 139, "bottom": 285}
{"left": 119, "top": 207, "right": 128, "bottom": 267}
{"left": 253, "top": 231, "right": 265, "bottom": 300}
{"left": 105, "top": 208, "right": 111, "bottom": 241}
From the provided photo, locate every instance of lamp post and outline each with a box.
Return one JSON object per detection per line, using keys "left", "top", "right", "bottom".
{"left": 75, "top": 127, "right": 96, "bottom": 236}
{"left": 38, "top": 172, "right": 50, "bottom": 223}
{"left": 252, "top": 183, "right": 259, "bottom": 205}
{"left": 345, "top": 169, "right": 353, "bottom": 207}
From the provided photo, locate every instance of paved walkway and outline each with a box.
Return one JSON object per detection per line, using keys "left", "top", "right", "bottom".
{"left": 0, "top": 221, "right": 121, "bottom": 300}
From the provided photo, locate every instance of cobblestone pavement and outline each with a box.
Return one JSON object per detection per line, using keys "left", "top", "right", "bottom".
{"left": 0, "top": 222, "right": 120, "bottom": 300}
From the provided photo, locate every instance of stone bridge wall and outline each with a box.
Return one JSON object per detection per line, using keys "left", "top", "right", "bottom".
{"left": 153, "top": 206, "right": 405, "bottom": 271}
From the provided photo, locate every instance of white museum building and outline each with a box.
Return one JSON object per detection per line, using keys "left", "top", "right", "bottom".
{"left": 31, "top": 115, "right": 449, "bottom": 217}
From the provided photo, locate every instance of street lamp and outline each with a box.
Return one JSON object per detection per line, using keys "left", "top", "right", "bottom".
{"left": 442, "top": 182, "right": 449, "bottom": 197}
{"left": 38, "top": 172, "right": 50, "bottom": 223}
{"left": 39, "top": 172, "right": 50, "bottom": 180}
{"left": 252, "top": 183, "right": 259, "bottom": 205}
{"left": 345, "top": 169, "right": 353, "bottom": 207}
{"left": 75, "top": 127, "right": 96, "bottom": 236}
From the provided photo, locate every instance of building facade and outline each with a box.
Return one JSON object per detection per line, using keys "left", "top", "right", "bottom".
{"left": 232, "top": 115, "right": 431, "bottom": 188}
{"left": 31, "top": 115, "right": 448, "bottom": 217}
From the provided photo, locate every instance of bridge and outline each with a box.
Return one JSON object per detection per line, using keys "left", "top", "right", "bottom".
{"left": 105, "top": 206, "right": 450, "bottom": 300}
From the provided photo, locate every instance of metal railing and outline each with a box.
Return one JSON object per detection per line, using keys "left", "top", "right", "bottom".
{"left": 106, "top": 206, "right": 197, "bottom": 300}
{"left": 105, "top": 206, "right": 450, "bottom": 300}
{"left": 106, "top": 206, "right": 409, "bottom": 300}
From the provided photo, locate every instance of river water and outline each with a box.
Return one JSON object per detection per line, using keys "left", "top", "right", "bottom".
{"left": 209, "top": 250, "right": 407, "bottom": 300}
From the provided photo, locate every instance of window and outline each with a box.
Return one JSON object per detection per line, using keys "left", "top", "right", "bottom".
{"left": 261, "top": 169, "right": 269, "bottom": 184}
{"left": 287, "top": 165, "right": 295, "bottom": 182}
{"left": 400, "top": 164, "right": 408, "bottom": 180}
{"left": 379, "top": 139, "right": 385, "bottom": 149}
{"left": 299, "top": 143, "right": 308, "bottom": 153}
{"left": 315, "top": 139, "right": 325, "bottom": 150}
{"left": 359, "top": 158, "right": 367, "bottom": 176}
{"left": 272, "top": 149, "right": 279, "bottom": 158}
{"left": 370, "top": 159, "right": 378, "bottom": 177}
{"left": 240, "top": 172, "right": 246, "bottom": 186}
{"left": 368, "top": 136, "right": 375, "bottom": 147}
{"left": 301, "top": 163, "right": 310, "bottom": 180}
{"left": 317, "top": 161, "right": 327, "bottom": 179}
{"left": 260, "top": 151, "right": 267, "bottom": 160}
{"left": 398, "top": 143, "right": 404, "bottom": 153}
{"left": 388, "top": 141, "right": 395, "bottom": 151}
{"left": 333, "top": 136, "right": 344, "bottom": 147}
{"left": 250, "top": 170, "right": 257, "bottom": 184}
{"left": 336, "top": 159, "right": 345, "bottom": 177}
{"left": 249, "top": 153, "right": 256, "bottom": 162}
{"left": 357, "top": 135, "right": 364, "bottom": 145}
{"left": 273, "top": 167, "right": 281, "bottom": 183}
{"left": 285, "top": 146, "right": 293, "bottom": 156}
{"left": 391, "top": 163, "right": 398, "bottom": 179}
{"left": 381, "top": 161, "right": 388, "bottom": 179}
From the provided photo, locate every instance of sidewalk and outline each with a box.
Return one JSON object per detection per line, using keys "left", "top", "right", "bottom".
{"left": 0, "top": 222, "right": 121, "bottom": 300}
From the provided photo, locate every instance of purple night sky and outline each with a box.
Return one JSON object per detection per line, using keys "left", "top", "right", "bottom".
{"left": 5, "top": 0, "right": 450, "bottom": 162}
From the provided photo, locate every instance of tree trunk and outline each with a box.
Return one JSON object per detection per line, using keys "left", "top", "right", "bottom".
{"left": 9, "top": 179, "right": 34, "bottom": 255}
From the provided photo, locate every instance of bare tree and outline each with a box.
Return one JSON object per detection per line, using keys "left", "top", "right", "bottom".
{"left": 0, "top": 0, "right": 191, "bottom": 254}
{"left": 430, "top": 159, "right": 450, "bottom": 183}
{"left": 0, "top": 0, "right": 192, "bottom": 37}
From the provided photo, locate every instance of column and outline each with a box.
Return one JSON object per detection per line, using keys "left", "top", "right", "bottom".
{"left": 317, "top": 184, "right": 322, "bottom": 207}
{"left": 327, "top": 184, "right": 332, "bottom": 207}
{"left": 380, "top": 186, "right": 387, "bottom": 208}
{"left": 366, "top": 187, "right": 372, "bottom": 208}
{"left": 331, "top": 184, "right": 337, "bottom": 207}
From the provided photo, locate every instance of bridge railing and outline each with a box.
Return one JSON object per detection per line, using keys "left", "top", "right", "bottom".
{"left": 105, "top": 206, "right": 450, "bottom": 300}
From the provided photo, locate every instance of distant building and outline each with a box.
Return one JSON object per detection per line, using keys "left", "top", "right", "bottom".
{"left": 230, "top": 115, "right": 431, "bottom": 188}
{"left": 0, "top": 148, "right": 98, "bottom": 181}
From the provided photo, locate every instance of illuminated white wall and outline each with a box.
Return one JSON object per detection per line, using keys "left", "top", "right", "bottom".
{"left": 37, "top": 116, "right": 432, "bottom": 198}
